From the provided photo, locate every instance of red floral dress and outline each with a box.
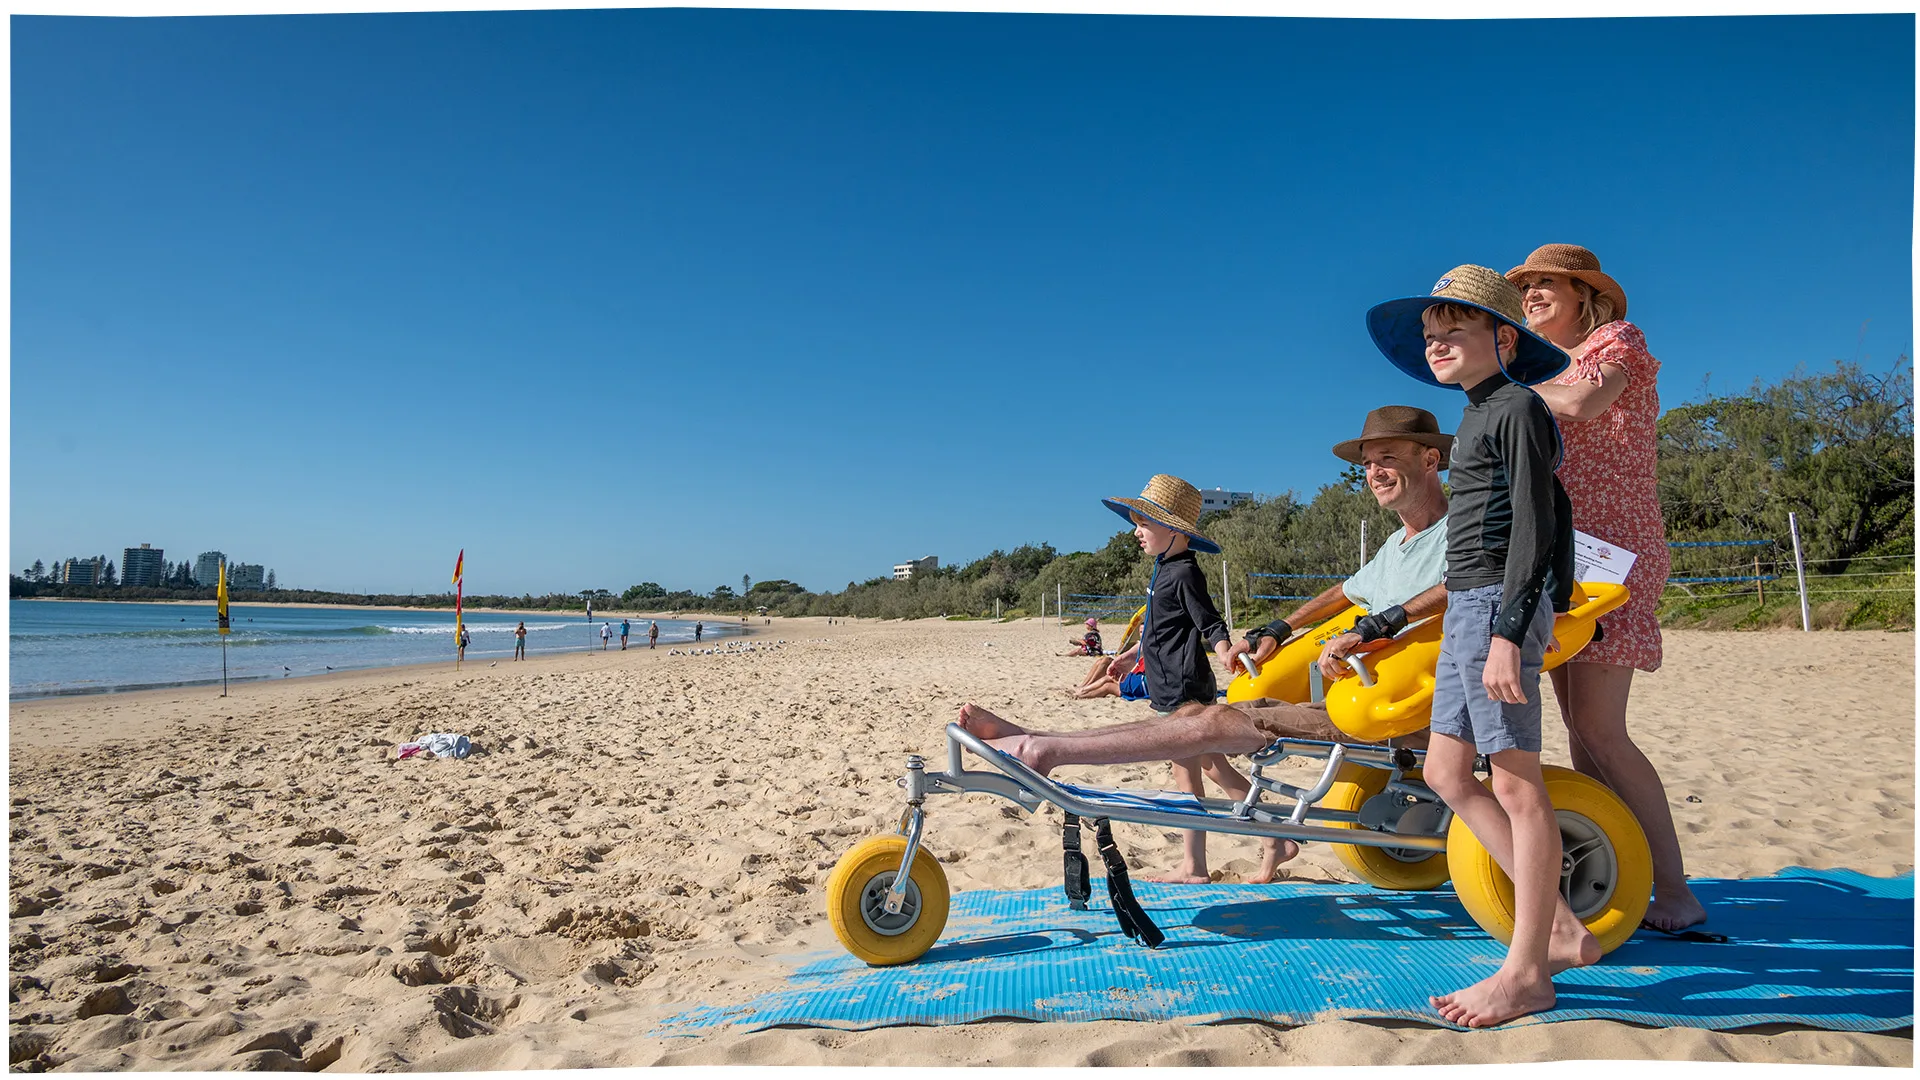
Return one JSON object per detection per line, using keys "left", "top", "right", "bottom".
{"left": 1553, "top": 320, "right": 1669, "bottom": 672}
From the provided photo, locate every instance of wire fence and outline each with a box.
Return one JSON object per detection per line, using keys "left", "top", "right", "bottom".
{"left": 1245, "top": 572, "right": 1346, "bottom": 602}
{"left": 1060, "top": 593, "right": 1150, "bottom": 622}
{"left": 1232, "top": 534, "right": 1911, "bottom": 632}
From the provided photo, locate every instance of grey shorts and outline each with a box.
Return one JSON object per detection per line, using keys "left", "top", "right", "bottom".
{"left": 1430, "top": 583, "right": 1553, "bottom": 755}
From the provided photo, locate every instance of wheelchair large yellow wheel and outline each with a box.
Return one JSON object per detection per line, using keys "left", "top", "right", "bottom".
{"left": 1325, "top": 763, "right": 1451, "bottom": 891}
{"left": 825, "top": 835, "right": 950, "bottom": 966}
{"left": 1445, "top": 766, "right": 1653, "bottom": 956}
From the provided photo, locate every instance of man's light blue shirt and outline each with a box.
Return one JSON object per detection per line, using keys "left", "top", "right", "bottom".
{"left": 1343, "top": 515, "right": 1449, "bottom": 613}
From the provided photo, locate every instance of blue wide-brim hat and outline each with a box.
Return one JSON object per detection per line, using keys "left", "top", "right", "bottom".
{"left": 1366, "top": 264, "right": 1570, "bottom": 388}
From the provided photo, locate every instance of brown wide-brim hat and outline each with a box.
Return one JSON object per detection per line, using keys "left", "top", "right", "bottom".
{"left": 1331, "top": 405, "right": 1455, "bottom": 467}
{"left": 1101, "top": 474, "right": 1220, "bottom": 554}
{"left": 1505, "top": 243, "right": 1628, "bottom": 320}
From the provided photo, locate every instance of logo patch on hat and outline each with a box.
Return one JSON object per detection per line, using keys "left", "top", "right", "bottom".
{"left": 1431, "top": 277, "right": 1453, "bottom": 293}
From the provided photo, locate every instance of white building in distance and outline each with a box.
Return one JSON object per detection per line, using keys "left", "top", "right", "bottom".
{"left": 892, "top": 555, "right": 938, "bottom": 580}
{"left": 195, "top": 551, "right": 227, "bottom": 587}
{"left": 1200, "top": 488, "right": 1253, "bottom": 514}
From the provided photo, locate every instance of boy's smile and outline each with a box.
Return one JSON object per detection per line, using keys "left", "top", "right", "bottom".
{"left": 1421, "top": 308, "right": 1508, "bottom": 387}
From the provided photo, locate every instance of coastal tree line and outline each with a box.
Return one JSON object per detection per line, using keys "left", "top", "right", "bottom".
{"left": 13, "top": 362, "right": 1908, "bottom": 628}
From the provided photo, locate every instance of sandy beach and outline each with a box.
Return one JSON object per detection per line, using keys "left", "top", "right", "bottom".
{"left": 7, "top": 617, "right": 1912, "bottom": 1069}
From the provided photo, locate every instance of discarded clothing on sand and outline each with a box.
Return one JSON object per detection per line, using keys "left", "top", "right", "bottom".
{"left": 397, "top": 732, "right": 471, "bottom": 760}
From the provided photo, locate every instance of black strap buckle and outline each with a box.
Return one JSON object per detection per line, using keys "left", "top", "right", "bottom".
{"left": 1061, "top": 813, "right": 1091, "bottom": 910}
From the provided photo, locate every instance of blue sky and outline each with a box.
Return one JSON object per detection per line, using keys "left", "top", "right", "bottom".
{"left": 11, "top": 10, "right": 1914, "bottom": 596}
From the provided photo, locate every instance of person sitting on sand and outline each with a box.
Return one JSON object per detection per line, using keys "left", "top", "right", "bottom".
{"left": 1064, "top": 617, "right": 1104, "bottom": 656}
{"left": 1075, "top": 653, "right": 1150, "bottom": 701}
{"left": 961, "top": 406, "right": 1455, "bottom": 884}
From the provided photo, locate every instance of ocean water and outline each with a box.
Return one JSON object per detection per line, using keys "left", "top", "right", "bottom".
{"left": 8, "top": 600, "right": 745, "bottom": 700}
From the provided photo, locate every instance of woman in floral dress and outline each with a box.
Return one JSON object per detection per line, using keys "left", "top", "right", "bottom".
{"left": 1508, "top": 244, "right": 1705, "bottom": 932}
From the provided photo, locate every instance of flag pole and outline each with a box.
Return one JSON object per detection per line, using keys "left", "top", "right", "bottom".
{"left": 452, "top": 549, "right": 465, "bottom": 670}
{"left": 217, "top": 559, "right": 231, "bottom": 697}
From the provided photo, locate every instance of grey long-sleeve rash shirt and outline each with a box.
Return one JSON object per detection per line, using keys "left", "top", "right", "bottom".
{"left": 1445, "top": 373, "right": 1573, "bottom": 645}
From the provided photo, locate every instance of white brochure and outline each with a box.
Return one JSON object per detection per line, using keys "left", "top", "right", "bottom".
{"left": 1572, "top": 530, "right": 1638, "bottom": 585}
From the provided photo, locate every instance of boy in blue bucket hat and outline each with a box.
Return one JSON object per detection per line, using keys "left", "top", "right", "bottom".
{"left": 1366, "top": 265, "right": 1587, "bottom": 1028}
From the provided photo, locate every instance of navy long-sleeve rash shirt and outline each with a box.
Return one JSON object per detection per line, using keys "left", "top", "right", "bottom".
{"left": 1445, "top": 373, "right": 1576, "bottom": 645}
{"left": 1142, "top": 549, "right": 1231, "bottom": 711}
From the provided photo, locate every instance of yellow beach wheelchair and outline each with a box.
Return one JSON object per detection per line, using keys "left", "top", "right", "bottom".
{"left": 826, "top": 583, "right": 1652, "bottom": 966}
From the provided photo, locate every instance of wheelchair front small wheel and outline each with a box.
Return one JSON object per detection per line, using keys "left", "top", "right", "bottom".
{"left": 1325, "top": 762, "right": 1451, "bottom": 891}
{"left": 825, "top": 835, "right": 950, "bottom": 966}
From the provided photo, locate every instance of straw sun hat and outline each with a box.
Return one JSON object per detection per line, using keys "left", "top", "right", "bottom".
{"left": 1102, "top": 474, "right": 1221, "bottom": 555}
{"left": 1504, "top": 243, "right": 1627, "bottom": 320}
{"left": 1365, "top": 264, "right": 1570, "bottom": 388}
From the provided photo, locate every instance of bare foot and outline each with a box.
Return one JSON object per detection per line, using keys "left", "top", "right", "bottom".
{"left": 1246, "top": 839, "right": 1302, "bottom": 884}
{"left": 1142, "top": 871, "right": 1214, "bottom": 885}
{"left": 1549, "top": 905, "right": 1603, "bottom": 974}
{"left": 957, "top": 703, "right": 1028, "bottom": 741}
{"left": 1430, "top": 969, "right": 1556, "bottom": 1028}
{"left": 981, "top": 733, "right": 1054, "bottom": 775}
{"left": 1643, "top": 884, "right": 1708, "bottom": 932}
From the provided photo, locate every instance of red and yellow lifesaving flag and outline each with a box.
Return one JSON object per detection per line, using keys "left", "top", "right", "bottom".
{"left": 217, "top": 560, "right": 230, "bottom": 635}
{"left": 452, "top": 549, "right": 465, "bottom": 653}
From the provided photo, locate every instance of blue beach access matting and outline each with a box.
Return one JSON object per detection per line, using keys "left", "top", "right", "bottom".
{"left": 655, "top": 868, "right": 1912, "bottom": 1035}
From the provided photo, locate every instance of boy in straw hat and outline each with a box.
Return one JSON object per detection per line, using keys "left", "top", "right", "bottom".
{"left": 1365, "top": 265, "right": 1589, "bottom": 1027}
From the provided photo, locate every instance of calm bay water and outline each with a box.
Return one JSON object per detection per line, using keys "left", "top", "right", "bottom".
{"left": 8, "top": 600, "right": 742, "bottom": 699}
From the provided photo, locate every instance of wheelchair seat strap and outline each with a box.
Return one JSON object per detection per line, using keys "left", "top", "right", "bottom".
{"left": 1094, "top": 818, "right": 1165, "bottom": 948}
{"left": 1061, "top": 813, "right": 1091, "bottom": 910}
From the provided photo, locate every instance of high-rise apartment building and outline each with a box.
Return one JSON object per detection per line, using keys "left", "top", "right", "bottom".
{"left": 195, "top": 552, "right": 227, "bottom": 587}
{"left": 229, "top": 563, "right": 267, "bottom": 590}
{"left": 61, "top": 557, "right": 104, "bottom": 586}
{"left": 120, "top": 544, "right": 165, "bottom": 587}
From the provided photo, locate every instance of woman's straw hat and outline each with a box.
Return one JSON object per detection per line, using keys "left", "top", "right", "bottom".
{"left": 1365, "top": 264, "right": 1570, "bottom": 387}
{"left": 1505, "top": 243, "right": 1627, "bottom": 320}
{"left": 1331, "top": 405, "right": 1454, "bottom": 466}
{"left": 1101, "top": 475, "right": 1221, "bottom": 554}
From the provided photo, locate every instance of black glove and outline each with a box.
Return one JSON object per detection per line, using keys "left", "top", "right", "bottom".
{"left": 1351, "top": 605, "right": 1408, "bottom": 643}
{"left": 1243, "top": 619, "right": 1292, "bottom": 650}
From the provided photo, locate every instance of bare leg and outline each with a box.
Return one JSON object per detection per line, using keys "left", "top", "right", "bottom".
{"left": 1431, "top": 747, "right": 1563, "bottom": 1027}
{"left": 1197, "top": 752, "right": 1299, "bottom": 882}
{"left": 1423, "top": 735, "right": 1601, "bottom": 975}
{"left": 1550, "top": 664, "right": 1705, "bottom": 931}
{"left": 1149, "top": 757, "right": 1214, "bottom": 884}
{"left": 958, "top": 703, "right": 1296, "bottom": 880}
{"left": 955, "top": 704, "right": 1266, "bottom": 774}
{"left": 1072, "top": 676, "right": 1120, "bottom": 699}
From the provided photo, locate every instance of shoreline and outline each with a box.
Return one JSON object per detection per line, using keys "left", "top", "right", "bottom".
{"left": 7, "top": 620, "right": 775, "bottom": 712}
{"left": 11, "top": 595, "right": 773, "bottom": 620}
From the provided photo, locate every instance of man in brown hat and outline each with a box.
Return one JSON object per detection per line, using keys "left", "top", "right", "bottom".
{"left": 957, "top": 406, "right": 1453, "bottom": 883}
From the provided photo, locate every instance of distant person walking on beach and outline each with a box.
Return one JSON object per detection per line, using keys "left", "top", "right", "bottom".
{"left": 600, "top": 622, "right": 612, "bottom": 650}
{"left": 457, "top": 625, "right": 471, "bottom": 663}
{"left": 648, "top": 621, "right": 660, "bottom": 648}
{"left": 693, "top": 622, "right": 703, "bottom": 641}
{"left": 1509, "top": 243, "right": 1702, "bottom": 932}
{"left": 620, "top": 618, "right": 631, "bottom": 650}
{"left": 514, "top": 621, "right": 527, "bottom": 660}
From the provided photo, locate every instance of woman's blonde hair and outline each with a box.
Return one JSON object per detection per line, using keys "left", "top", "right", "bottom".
{"left": 1522, "top": 275, "right": 1617, "bottom": 338}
